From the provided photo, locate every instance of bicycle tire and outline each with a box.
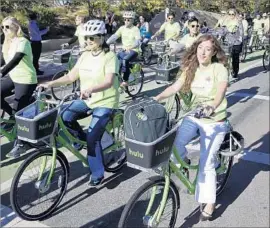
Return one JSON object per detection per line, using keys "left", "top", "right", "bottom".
{"left": 51, "top": 70, "right": 73, "bottom": 101}
{"left": 118, "top": 177, "right": 179, "bottom": 228}
{"left": 263, "top": 49, "right": 270, "bottom": 71}
{"left": 143, "top": 46, "right": 153, "bottom": 65}
{"left": 1, "top": 110, "right": 5, "bottom": 119}
{"left": 216, "top": 155, "right": 234, "bottom": 196}
{"left": 126, "top": 69, "right": 144, "bottom": 97}
{"left": 10, "top": 148, "right": 69, "bottom": 221}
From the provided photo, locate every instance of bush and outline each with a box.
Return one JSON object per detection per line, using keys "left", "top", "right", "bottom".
{"left": 31, "top": 5, "right": 57, "bottom": 26}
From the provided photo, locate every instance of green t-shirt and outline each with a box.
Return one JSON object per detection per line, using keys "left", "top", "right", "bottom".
{"left": 3, "top": 37, "right": 37, "bottom": 84}
{"left": 179, "top": 63, "right": 228, "bottom": 122}
{"left": 75, "top": 51, "right": 120, "bottom": 109}
{"left": 75, "top": 25, "right": 85, "bottom": 48}
{"left": 159, "top": 22, "right": 181, "bottom": 41}
{"left": 179, "top": 33, "right": 202, "bottom": 49}
{"left": 115, "top": 25, "right": 141, "bottom": 52}
{"left": 223, "top": 19, "right": 239, "bottom": 33}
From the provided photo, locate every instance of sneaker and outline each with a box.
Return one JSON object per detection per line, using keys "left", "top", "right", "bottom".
{"left": 88, "top": 176, "right": 104, "bottom": 187}
{"left": 1, "top": 116, "right": 15, "bottom": 131}
{"left": 6, "top": 143, "right": 32, "bottom": 158}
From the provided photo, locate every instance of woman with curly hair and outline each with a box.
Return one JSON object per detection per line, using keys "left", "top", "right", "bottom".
{"left": 154, "top": 34, "right": 229, "bottom": 221}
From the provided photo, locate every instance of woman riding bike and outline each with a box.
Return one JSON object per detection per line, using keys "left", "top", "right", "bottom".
{"left": 154, "top": 34, "right": 229, "bottom": 221}
{"left": 39, "top": 20, "right": 120, "bottom": 187}
{"left": 1, "top": 16, "right": 37, "bottom": 158}
{"left": 137, "top": 15, "right": 151, "bottom": 53}
{"left": 106, "top": 11, "right": 141, "bottom": 88}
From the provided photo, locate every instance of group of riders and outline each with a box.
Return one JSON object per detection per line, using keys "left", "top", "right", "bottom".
{"left": 1, "top": 8, "right": 269, "bottom": 220}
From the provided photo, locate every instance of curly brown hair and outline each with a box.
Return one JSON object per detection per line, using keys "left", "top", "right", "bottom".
{"left": 180, "top": 34, "right": 228, "bottom": 93}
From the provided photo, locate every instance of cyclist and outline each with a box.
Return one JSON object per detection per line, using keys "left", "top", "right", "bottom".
{"left": 137, "top": 15, "right": 151, "bottom": 53}
{"left": 214, "top": 10, "right": 227, "bottom": 28}
{"left": 151, "top": 12, "right": 181, "bottom": 42}
{"left": 39, "top": 20, "right": 120, "bottom": 186}
{"left": 1, "top": 16, "right": 37, "bottom": 157}
{"left": 249, "top": 13, "right": 264, "bottom": 51}
{"left": 170, "top": 17, "right": 202, "bottom": 54}
{"left": 62, "top": 15, "right": 86, "bottom": 48}
{"left": 154, "top": 34, "right": 229, "bottom": 221}
{"left": 222, "top": 8, "right": 244, "bottom": 79}
{"left": 106, "top": 11, "right": 140, "bottom": 87}
{"left": 182, "top": 12, "right": 196, "bottom": 35}
{"left": 262, "top": 13, "right": 269, "bottom": 34}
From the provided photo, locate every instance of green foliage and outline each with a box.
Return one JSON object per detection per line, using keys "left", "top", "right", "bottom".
{"left": 31, "top": 6, "right": 57, "bottom": 26}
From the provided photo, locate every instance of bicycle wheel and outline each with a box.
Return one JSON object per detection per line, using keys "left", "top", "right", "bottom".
{"left": 10, "top": 148, "right": 69, "bottom": 221}
{"left": 51, "top": 70, "right": 73, "bottom": 101}
{"left": 1, "top": 110, "right": 6, "bottom": 119}
{"left": 216, "top": 154, "right": 234, "bottom": 196}
{"left": 118, "top": 177, "right": 179, "bottom": 228}
{"left": 126, "top": 68, "right": 144, "bottom": 97}
{"left": 143, "top": 46, "right": 153, "bottom": 65}
{"left": 104, "top": 123, "right": 126, "bottom": 173}
{"left": 263, "top": 49, "right": 270, "bottom": 71}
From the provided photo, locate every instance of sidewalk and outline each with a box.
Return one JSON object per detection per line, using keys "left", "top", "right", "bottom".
{"left": 0, "top": 204, "right": 48, "bottom": 227}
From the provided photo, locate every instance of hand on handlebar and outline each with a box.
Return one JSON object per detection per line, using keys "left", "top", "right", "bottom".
{"left": 80, "top": 88, "right": 92, "bottom": 100}
{"left": 37, "top": 82, "right": 52, "bottom": 90}
{"left": 61, "top": 43, "right": 69, "bottom": 48}
{"left": 194, "top": 105, "right": 215, "bottom": 119}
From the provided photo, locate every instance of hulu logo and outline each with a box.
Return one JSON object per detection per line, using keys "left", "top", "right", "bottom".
{"left": 39, "top": 123, "right": 52, "bottom": 130}
{"left": 129, "top": 148, "right": 144, "bottom": 158}
{"left": 18, "top": 124, "right": 29, "bottom": 132}
{"left": 155, "top": 146, "right": 170, "bottom": 156}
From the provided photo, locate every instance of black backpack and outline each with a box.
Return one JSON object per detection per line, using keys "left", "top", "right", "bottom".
{"left": 124, "top": 97, "right": 169, "bottom": 143}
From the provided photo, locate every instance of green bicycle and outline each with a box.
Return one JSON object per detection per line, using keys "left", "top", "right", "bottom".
{"left": 51, "top": 45, "right": 81, "bottom": 100}
{"left": 10, "top": 91, "right": 126, "bottom": 221}
{"left": 0, "top": 110, "right": 16, "bottom": 142}
{"left": 118, "top": 107, "right": 244, "bottom": 228}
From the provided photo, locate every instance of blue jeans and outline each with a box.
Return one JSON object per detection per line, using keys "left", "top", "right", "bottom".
{"left": 117, "top": 50, "right": 138, "bottom": 81}
{"left": 61, "top": 100, "right": 113, "bottom": 179}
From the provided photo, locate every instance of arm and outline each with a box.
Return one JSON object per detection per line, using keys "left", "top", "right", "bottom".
{"left": 172, "top": 22, "right": 181, "bottom": 39}
{"left": 0, "top": 52, "right": 25, "bottom": 77}
{"left": 211, "top": 81, "right": 228, "bottom": 109}
{"left": 40, "top": 28, "right": 49, "bottom": 36}
{"left": 67, "top": 36, "right": 78, "bottom": 46}
{"left": 107, "top": 27, "right": 121, "bottom": 44}
{"left": 145, "top": 22, "right": 150, "bottom": 33}
{"left": 152, "top": 23, "right": 166, "bottom": 39}
{"left": 154, "top": 74, "right": 185, "bottom": 101}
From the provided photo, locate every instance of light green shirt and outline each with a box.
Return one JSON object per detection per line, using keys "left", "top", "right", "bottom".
{"left": 75, "top": 51, "right": 120, "bottom": 109}
{"left": 3, "top": 37, "right": 37, "bottom": 84}
{"left": 179, "top": 63, "right": 228, "bottom": 122}
{"left": 179, "top": 33, "right": 202, "bottom": 49}
{"left": 159, "top": 22, "right": 181, "bottom": 41}
{"left": 75, "top": 25, "right": 85, "bottom": 48}
{"left": 115, "top": 25, "right": 141, "bottom": 52}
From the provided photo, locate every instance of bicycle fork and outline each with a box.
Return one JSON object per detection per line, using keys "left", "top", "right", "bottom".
{"left": 143, "top": 172, "right": 171, "bottom": 227}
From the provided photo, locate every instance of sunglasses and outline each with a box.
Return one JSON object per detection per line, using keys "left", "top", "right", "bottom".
{"left": 191, "top": 25, "right": 200, "bottom": 28}
{"left": 1, "top": 25, "right": 10, "bottom": 30}
{"left": 124, "top": 18, "right": 131, "bottom": 22}
{"left": 168, "top": 17, "right": 174, "bottom": 20}
{"left": 84, "top": 35, "right": 100, "bottom": 41}
{"left": 229, "top": 13, "right": 235, "bottom": 16}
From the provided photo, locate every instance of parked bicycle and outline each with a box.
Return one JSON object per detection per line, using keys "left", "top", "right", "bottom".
{"left": 10, "top": 89, "right": 126, "bottom": 221}
{"left": 118, "top": 106, "right": 244, "bottom": 228}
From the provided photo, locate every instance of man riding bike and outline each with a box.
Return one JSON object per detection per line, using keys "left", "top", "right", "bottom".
{"left": 214, "top": 10, "right": 227, "bottom": 29}
{"left": 39, "top": 20, "right": 120, "bottom": 187}
{"left": 182, "top": 12, "right": 196, "bottom": 35}
{"left": 106, "top": 11, "right": 140, "bottom": 88}
{"left": 137, "top": 15, "right": 151, "bottom": 53}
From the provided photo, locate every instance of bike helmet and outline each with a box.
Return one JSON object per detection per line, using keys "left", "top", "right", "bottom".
{"left": 219, "top": 131, "right": 244, "bottom": 156}
{"left": 123, "top": 11, "right": 136, "bottom": 19}
{"left": 83, "top": 20, "right": 106, "bottom": 36}
{"left": 188, "top": 12, "right": 195, "bottom": 19}
{"left": 263, "top": 13, "right": 267, "bottom": 17}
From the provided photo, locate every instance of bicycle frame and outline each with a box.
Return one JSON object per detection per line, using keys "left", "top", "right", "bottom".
{"left": 0, "top": 117, "right": 16, "bottom": 141}
{"left": 36, "top": 107, "right": 124, "bottom": 185}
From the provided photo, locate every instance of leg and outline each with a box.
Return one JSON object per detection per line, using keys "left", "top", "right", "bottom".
{"left": 173, "top": 117, "right": 199, "bottom": 160}
{"left": 0, "top": 76, "right": 14, "bottom": 116}
{"left": 195, "top": 121, "right": 228, "bottom": 204}
{"left": 231, "top": 44, "right": 242, "bottom": 78}
{"left": 86, "top": 108, "right": 113, "bottom": 183}
{"left": 122, "top": 50, "right": 138, "bottom": 82}
{"left": 117, "top": 50, "right": 127, "bottom": 77}
{"left": 31, "top": 41, "right": 42, "bottom": 73}
{"left": 61, "top": 100, "right": 91, "bottom": 140}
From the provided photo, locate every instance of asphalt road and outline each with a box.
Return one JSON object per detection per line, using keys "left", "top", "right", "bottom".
{"left": 1, "top": 49, "right": 269, "bottom": 228}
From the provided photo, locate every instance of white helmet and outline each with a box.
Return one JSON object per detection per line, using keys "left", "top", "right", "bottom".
{"left": 83, "top": 20, "right": 106, "bottom": 36}
{"left": 123, "top": 11, "right": 136, "bottom": 19}
{"left": 263, "top": 13, "right": 267, "bottom": 17}
{"left": 188, "top": 12, "right": 195, "bottom": 18}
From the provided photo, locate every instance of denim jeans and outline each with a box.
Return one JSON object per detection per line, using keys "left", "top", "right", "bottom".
{"left": 117, "top": 50, "right": 138, "bottom": 81}
{"left": 61, "top": 100, "right": 113, "bottom": 180}
{"left": 173, "top": 116, "right": 228, "bottom": 204}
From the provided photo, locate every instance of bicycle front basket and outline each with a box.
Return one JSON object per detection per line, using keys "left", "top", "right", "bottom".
{"left": 155, "top": 43, "right": 166, "bottom": 53}
{"left": 125, "top": 124, "right": 178, "bottom": 169}
{"left": 15, "top": 101, "right": 58, "bottom": 143}
{"left": 155, "top": 62, "right": 180, "bottom": 82}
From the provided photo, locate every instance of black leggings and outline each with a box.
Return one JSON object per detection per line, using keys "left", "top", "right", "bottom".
{"left": 231, "top": 44, "right": 243, "bottom": 77}
{"left": 31, "top": 41, "right": 42, "bottom": 72}
{"left": 1, "top": 76, "right": 37, "bottom": 116}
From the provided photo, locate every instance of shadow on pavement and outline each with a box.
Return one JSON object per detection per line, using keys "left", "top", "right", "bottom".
{"left": 179, "top": 157, "right": 269, "bottom": 227}
{"left": 243, "top": 53, "right": 264, "bottom": 63}
{"left": 246, "top": 131, "right": 270, "bottom": 156}
{"left": 226, "top": 86, "right": 259, "bottom": 108}
{"left": 239, "top": 65, "right": 266, "bottom": 80}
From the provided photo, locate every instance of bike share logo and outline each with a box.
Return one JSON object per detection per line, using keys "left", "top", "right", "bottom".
{"left": 136, "top": 112, "right": 148, "bottom": 121}
{"left": 18, "top": 124, "right": 29, "bottom": 132}
{"left": 129, "top": 148, "right": 144, "bottom": 159}
{"left": 39, "top": 123, "right": 52, "bottom": 130}
{"left": 155, "top": 146, "right": 170, "bottom": 156}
